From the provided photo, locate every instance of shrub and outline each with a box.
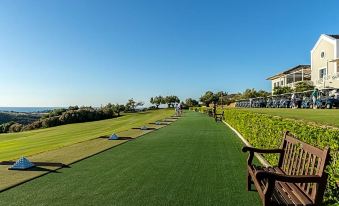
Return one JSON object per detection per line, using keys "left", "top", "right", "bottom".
{"left": 8, "top": 123, "right": 23, "bottom": 133}
{"left": 221, "top": 109, "right": 338, "bottom": 204}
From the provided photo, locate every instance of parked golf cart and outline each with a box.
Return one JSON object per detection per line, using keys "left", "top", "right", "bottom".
{"left": 266, "top": 96, "right": 273, "bottom": 108}
{"left": 290, "top": 92, "right": 303, "bottom": 108}
{"left": 301, "top": 90, "right": 313, "bottom": 108}
{"left": 314, "top": 88, "right": 339, "bottom": 109}
{"left": 251, "top": 97, "right": 266, "bottom": 108}
{"left": 278, "top": 94, "right": 291, "bottom": 108}
{"left": 272, "top": 95, "right": 280, "bottom": 108}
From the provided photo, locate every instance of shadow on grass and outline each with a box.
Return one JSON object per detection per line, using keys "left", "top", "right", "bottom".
{"left": 162, "top": 120, "right": 176, "bottom": 122}
{"left": 11, "top": 166, "right": 62, "bottom": 173}
{"left": 97, "top": 136, "right": 134, "bottom": 140}
{"left": 1, "top": 161, "right": 69, "bottom": 168}
{"left": 149, "top": 122, "right": 169, "bottom": 125}
{"left": 132, "top": 127, "right": 157, "bottom": 130}
{"left": 118, "top": 137, "right": 134, "bottom": 140}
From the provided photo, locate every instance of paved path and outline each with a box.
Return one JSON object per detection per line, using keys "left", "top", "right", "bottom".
{"left": 0, "top": 112, "right": 261, "bottom": 206}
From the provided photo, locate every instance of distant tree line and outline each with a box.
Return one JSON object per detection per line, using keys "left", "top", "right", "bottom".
{"left": 184, "top": 89, "right": 271, "bottom": 107}
{"left": 0, "top": 98, "right": 146, "bottom": 134}
{"left": 149, "top": 95, "right": 180, "bottom": 108}
{"left": 0, "top": 112, "right": 40, "bottom": 125}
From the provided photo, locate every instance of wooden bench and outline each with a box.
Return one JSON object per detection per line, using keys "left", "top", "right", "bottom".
{"left": 242, "top": 131, "right": 330, "bottom": 206}
{"left": 214, "top": 111, "right": 224, "bottom": 122}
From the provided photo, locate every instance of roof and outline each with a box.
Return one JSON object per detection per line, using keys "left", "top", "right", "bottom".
{"left": 311, "top": 34, "right": 339, "bottom": 53}
{"left": 327, "top": 34, "right": 339, "bottom": 39}
{"left": 266, "top": 65, "right": 311, "bottom": 80}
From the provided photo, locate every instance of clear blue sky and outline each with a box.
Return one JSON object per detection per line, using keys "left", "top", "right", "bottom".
{"left": 0, "top": 0, "right": 338, "bottom": 107}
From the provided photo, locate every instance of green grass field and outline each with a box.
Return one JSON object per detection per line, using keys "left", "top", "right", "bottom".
{"left": 0, "top": 112, "right": 260, "bottom": 206}
{"left": 0, "top": 109, "right": 173, "bottom": 161}
{"left": 240, "top": 108, "right": 339, "bottom": 128}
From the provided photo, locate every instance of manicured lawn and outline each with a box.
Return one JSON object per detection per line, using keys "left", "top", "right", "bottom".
{"left": 241, "top": 108, "right": 339, "bottom": 128}
{"left": 0, "top": 112, "right": 260, "bottom": 206}
{"left": 0, "top": 109, "right": 173, "bottom": 161}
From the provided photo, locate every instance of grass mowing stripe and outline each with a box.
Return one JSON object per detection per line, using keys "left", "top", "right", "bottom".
{"left": 0, "top": 112, "right": 260, "bottom": 206}
{"left": 0, "top": 109, "right": 173, "bottom": 161}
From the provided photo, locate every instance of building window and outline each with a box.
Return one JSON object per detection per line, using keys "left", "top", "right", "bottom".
{"left": 337, "top": 64, "right": 339, "bottom": 73}
{"left": 319, "top": 68, "right": 326, "bottom": 79}
{"left": 281, "top": 80, "right": 284, "bottom": 86}
{"left": 321, "top": 51, "right": 325, "bottom": 59}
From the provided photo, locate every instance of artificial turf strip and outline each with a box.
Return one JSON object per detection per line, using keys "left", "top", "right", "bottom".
{"left": 0, "top": 112, "right": 261, "bottom": 206}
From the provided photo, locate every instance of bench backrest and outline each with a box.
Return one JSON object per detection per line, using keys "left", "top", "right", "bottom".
{"left": 278, "top": 131, "right": 330, "bottom": 204}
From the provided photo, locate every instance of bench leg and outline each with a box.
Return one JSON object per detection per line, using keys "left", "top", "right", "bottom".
{"left": 247, "top": 171, "right": 252, "bottom": 191}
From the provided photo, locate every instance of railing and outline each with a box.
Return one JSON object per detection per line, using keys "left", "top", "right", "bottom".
{"left": 315, "top": 73, "right": 339, "bottom": 85}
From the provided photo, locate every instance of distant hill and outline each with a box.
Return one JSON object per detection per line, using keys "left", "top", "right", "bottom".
{"left": 0, "top": 112, "right": 41, "bottom": 125}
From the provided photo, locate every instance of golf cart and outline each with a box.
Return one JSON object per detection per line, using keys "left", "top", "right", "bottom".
{"left": 314, "top": 88, "right": 339, "bottom": 109}
{"left": 278, "top": 94, "right": 291, "bottom": 108}
{"left": 290, "top": 92, "right": 303, "bottom": 108}
{"left": 266, "top": 96, "right": 273, "bottom": 108}
{"left": 272, "top": 95, "right": 280, "bottom": 108}
{"left": 301, "top": 90, "right": 313, "bottom": 109}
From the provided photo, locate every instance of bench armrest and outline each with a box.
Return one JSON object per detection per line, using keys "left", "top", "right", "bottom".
{"left": 255, "top": 170, "right": 322, "bottom": 183}
{"left": 242, "top": 146, "right": 284, "bottom": 166}
{"left": 242, "top": 146, "right": 283, "bottom": 154}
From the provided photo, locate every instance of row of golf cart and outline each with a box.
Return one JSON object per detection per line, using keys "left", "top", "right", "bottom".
{"left": 235, "top": 88, "right": 339, "bottom": 109}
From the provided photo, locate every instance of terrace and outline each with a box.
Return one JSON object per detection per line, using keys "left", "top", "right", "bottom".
{"left": 267, "top": 65, "right": 312, "bottom": 92}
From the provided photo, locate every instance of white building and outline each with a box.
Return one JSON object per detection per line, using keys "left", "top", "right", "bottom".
{"left": 267, "top": 34, "right": 339, "bottom": 92}
{"left": 266, "top": 65, "right": 312, "bottom": 92}
{"left": 311, "top": 34, "right": 339, "bottom": 89}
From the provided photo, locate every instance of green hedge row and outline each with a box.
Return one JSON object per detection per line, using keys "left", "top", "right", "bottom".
{"left": 217, "top": 108, "right": 338, "bottom": 205}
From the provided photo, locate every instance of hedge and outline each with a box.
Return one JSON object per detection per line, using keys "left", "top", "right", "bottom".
{"left": 190, "top": 107, "right": 338, "bottom": 204}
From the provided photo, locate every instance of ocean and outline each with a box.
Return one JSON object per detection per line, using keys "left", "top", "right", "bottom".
{"left": 0, "top": 107, "right": 59, "bottom": 113}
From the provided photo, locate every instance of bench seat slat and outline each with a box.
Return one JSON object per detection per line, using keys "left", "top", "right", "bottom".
{"left": 272, "top": 167, "right": 313, "bottom": 205}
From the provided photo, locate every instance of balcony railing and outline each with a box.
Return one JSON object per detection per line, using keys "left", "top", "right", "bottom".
{"left": 315, "top": 73, "right": 339, "bottom": 85}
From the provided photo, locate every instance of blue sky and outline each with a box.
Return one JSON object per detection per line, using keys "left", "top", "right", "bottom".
{"left": 0, "top": 0, "right": 338, "bottom": 107}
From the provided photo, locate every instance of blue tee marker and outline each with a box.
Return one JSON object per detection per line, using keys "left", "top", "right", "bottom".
{"left": 108, "top": 134, "right": 119, "bottom": 140}
{"left": 141, "top": 126, "right": 148, "bottom": 130}
{"left": 9, "top": 157, "right": 35, "bottom": 170}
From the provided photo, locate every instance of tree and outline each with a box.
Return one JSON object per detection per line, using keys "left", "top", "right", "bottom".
{"left": 164, "top": 95, "right": 180, "bottom": 108}
{"left": 242, "top": 89, "right": 258, "bottom": 99}
{"left": 241, "top": 88, "right": 270, "bottom": 98}
{"left": 125, "top": 99, "right": 136, "bottom": 112}
{"left": 136, "top": 101, "right": 144, "bottom": 108}
{"left": 215, "top": 91, "right": 228, "bottom": 106}
{"left": 112, "top": 104, "right": 125, "bottom": 116}
{"left": 150, "top": 96, "right": 165, "bottom": 108}
{"left": 125, "top": 99, "right": 144, "bottom": 112}
{"left": 200, "top": 91, "right": 218, "bottom": 106}
{"left": 101, "top": 103, "right": 114, "bottom": 117}
{"left": 273, "top": 86, "right": 294, "bottom": 95}
{"left": 294, "top": 81, "right": 315, "bottom": 92}
{"left": 185, "top": 98, "right": 199, "bottom": 107}
{"left": 256, "top": 90, "right": 271, "bottom": 98}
